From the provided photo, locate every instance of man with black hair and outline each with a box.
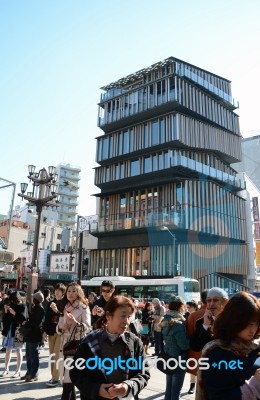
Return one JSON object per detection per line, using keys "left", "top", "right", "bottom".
{"left": 91, "top": 280, "right": 115, "bottom": 328}
{"left": 43, "top": 282, "right": 66, "bottom": 388}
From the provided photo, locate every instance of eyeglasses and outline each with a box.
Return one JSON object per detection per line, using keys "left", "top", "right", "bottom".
{"left": 101, "top": 289, "right": 112, "bottom": 294}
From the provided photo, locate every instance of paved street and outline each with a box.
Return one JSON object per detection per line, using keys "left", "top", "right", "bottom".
{"left": 0, "top": 343, "right": 195, "bottom": 400}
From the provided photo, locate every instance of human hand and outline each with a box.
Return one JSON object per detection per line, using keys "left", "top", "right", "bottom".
{"left": 4, "top": 304, "right": 10, "bottom": 313}
{"left": 93, "top": 305, "right": 104, "bottom": 317}
{"left": 254, "top": 368, "right": 260, "bottom": 382}
{"left": 203, "top": 310, "right": 214, "bottom": 327}
{"left": 50, "top": 302, "right": 58, "bottom": 313}
{"left": 98, "top": 383, "right": 115, "bottom": 398}
{"left": 66, "top": 312, "right": 77, "bottom": 324}
{"left": 8, "top": 307, "right": 15, "bottom": 316}
{"left": 107, "top": 383, "right": 128, "bottom": 398}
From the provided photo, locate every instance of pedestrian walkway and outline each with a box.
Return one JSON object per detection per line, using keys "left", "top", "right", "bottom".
{"left": 0, "top": 345, "right": 195, "bottom": 400}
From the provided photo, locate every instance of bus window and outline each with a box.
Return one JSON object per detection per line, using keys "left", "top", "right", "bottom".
{"left": 116, "top": 286, "right": 133, "bottom": 297}
{"left": 133, "top": 284, "right": 178, "bottom": 302}
{"left": 184, "top": 281, "right": 200, "bottom": 293}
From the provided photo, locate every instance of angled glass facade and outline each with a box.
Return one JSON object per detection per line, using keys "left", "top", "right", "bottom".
{"left": 89, "top": 57, "right": 248, "bottom": 286}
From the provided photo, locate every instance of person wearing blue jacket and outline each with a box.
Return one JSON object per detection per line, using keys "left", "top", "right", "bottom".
{"left": 160, "top": 295, "right": 190, "bottom": 400}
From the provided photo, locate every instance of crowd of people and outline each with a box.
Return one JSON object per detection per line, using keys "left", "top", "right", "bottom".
{"left": 0, "top": 280, "right": 260, "bottom": 400}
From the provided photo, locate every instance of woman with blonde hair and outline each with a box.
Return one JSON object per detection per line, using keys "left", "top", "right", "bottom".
{"left": 57, "top": 282, "right": 91, "bottom": 400}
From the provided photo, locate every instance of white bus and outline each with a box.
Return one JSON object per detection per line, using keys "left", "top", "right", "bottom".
{"left": 81, "top": 276, "right": 200, "bottom": 303}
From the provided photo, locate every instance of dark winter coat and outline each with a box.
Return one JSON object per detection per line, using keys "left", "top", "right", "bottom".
{"left": 91, "top": 296, "right": 108, "bottom": 326}
{"left": 160, "top": 312, "right": 190, "bottom": 359}
{"left": 190, "top": 317, "right": 213, "bottom": 352}
{"left": 2, "top": 303, "right": 26, "bottom": 337}
{"left": 202, "top": 345, "right": 260, "bottom": 400}
{"left": 43, "top": 298, "right": 63, "bottom": 335}
{"left": 23, "top": 303, "right": 45, "bottom": 343}
{"left": 70, "top": 329, "right": 150, "bottom": 400}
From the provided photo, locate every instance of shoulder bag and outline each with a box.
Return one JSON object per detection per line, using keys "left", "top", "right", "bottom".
{"left": 156, "top": 350, "right": 176, "bottom": 375}
{"left": 63, "top": 324, "right": 84, "bottom": 357}
{"left": 19, "top": 323, "right": 33, "bottom": 342}
{"left": 14, "top": 325, "right": 24, "bottom": 346}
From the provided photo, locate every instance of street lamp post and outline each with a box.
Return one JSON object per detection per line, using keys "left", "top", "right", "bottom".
{"left": 161, "top": 226, "right": 176, "bottom": 276}
{"left": 18, "top": 165, "right": 59, "bottom": 307}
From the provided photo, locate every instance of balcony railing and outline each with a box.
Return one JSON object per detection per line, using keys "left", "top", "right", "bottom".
{"left": 90, "top": 209, "right": 182, "bottom": 234}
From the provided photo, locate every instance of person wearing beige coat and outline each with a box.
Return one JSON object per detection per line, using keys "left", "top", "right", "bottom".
{"left": 57, "top": 283, "right": 91, "bottom": 400}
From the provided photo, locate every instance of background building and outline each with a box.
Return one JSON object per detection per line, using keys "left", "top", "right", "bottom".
{"left": 235, "top": 135, "right": 260, "bottom": 191}
{"left": 45, "top": 163, "right": 81, "bottom": 230}
{"left": 233, "top": 136, "right": 260, "bottom": 289}
{"left": 0, "top": 162, "right": 80, "bottom": 291}
{"left": 90, "top": 56, "right": 249, "bottom": 290}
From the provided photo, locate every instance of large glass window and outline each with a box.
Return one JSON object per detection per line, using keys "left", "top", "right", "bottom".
{"left": 157, "top": 81, "right": 162, "bottom": 105}
{"left": 130, "top": 159, "right": 139, "bottom": 176}
{"left": 144, "top": 124, "right": 149, "bottom": 148}
{"left": 129, "top": 129, "right": 134, "bottom": 152}
{"left": 176, "top": 183, "right": 183, "bottom": 206}
{"left": 97, "top": 139, "right": 102, "bottom": 162}
{"left": 120, "top": 194, "right": 126, "bottom": 211}
{"left": 102, "top": 137, "right": 109, "bottom": 160}
{"left": 120, "top": 163, "right": 125, "bottom": 178}
{"left": 105, "top": 167, "right": 110, "bottom": 182}
{"left": 144, "top": 156, "right": 151, "bottom": 173}
{"left": 160, "top": 118, "right": 165, "bottom": 143}
{"left": 169, "top": 77, "right": 175, "bottom": 100}
{"left": 151, "top": 120, "right": 159, "bottom": 145}
{"left": 115, "top": 164, "right": 119, "bottom": 180}
{"left": 164, "top": 151, "right": 170, "bottom": 168}
{"left": 152, "top": 155, "right": 157, "bottom": 171}
{"left": 123, "top": 130, "right": 129, "bottom": 154}
{"left": 149, "top": 84, "right": 154, "bottom": 108}
{"left": 158, "top": 153, "right": 163, "bottom": 169}
{"left": 118, "top": 132, "right": 123, "bottom": 156}
{"left": 109, "top": 136, "right": 113, "bottom": 158}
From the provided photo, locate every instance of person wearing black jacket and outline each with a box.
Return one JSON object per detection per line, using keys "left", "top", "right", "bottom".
{"left": 140, "top": 302, "right": 153, "bottom": 354}
{"left": 21, "top": 291, "right": 45, "bottom": 382}
{"left": 91, "top": 280, "right": 115, "bottom": 328}
{"left": 190, "top": 287, "right": 229, "bottom": 352}
{"left": 70, "top": 295, "right": 150, "bottom": 400}
{"left": 0, "top": 291, "right": 26, "bottom": 378}
{"left": 43, "top": 282, "right": 66, "bottom": 387}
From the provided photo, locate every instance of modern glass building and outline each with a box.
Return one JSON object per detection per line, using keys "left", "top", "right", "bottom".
{"left": 89, "top": 57, "right": 249, "bottom": 287}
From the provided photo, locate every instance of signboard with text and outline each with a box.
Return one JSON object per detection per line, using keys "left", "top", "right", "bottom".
{"left": 256, "top": 242, "right": 260, "bottom": 266}
{"left": 255, "top": 222, "right": 260, "bottom": 240}
{"left": 49, "top": 253, "right": 76, "bottom": 273}
{"left": 78, "top": 215, "right": 98, "bottom": 232}
{"left": 253, "top": 197, "right": 259, "bottom": 222}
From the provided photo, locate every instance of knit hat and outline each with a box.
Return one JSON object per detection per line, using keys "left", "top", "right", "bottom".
{"left": 169, "top": 295, "right": 184, "bottom": 303}
{"left": 33, "top": 291, "right": 44, "bottom": 303}
{"left": 207, "top": 287, "right": 229, "bottom": 299}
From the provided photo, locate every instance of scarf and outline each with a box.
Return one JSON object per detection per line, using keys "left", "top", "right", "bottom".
{"left": 64, "top": 300, "right": 81, "bottom": 326}
{"left": 196, "top": 338, "right": 260, "bottom": 400}
{"left": 153, "top": 304, "right": 162, "bottom": 316}
{"left": 166, "top": 310, "right": 186, "bottom": 321}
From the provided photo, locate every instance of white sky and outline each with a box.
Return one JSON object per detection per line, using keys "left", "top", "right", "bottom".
{"left": 1, "top": 0, "right": 260, "bottom": 216}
